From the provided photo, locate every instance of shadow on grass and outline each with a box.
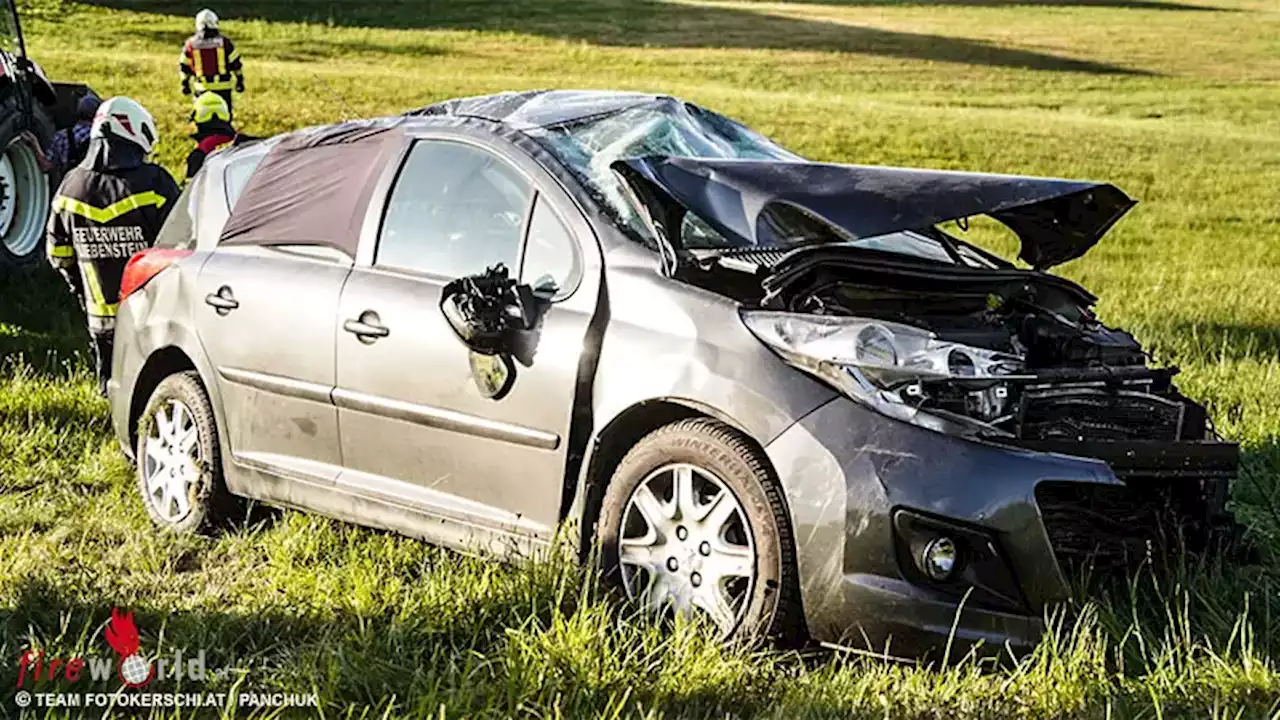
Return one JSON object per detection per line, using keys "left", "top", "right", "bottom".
{"left": 0, "top": 572, "right": 772, "bottom": 716}
{"left": 0, "top": 387, "right": 109, "bottom": 433}
{"left": 80, "top": 0, "right": 1150, "bottom": 75}
{"left": 755, "top": 0, "right": 1233, "bottom": 10}
{"left": 1236, "top": 437, "right": 1280, "bottom": 555}
{"left": 0, "top": 265, "right": 89, "bottom": 381}
{"left": 133, "top": 28, "right": 452, "bottom": 61}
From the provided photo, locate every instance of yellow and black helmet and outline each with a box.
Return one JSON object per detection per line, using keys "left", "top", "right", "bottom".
{"left": 192, "top": 91, "right": 230, "bottom": 124}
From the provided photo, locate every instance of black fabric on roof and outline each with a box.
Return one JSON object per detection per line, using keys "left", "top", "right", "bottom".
{"left": 220, "top": 117, "right": 407, "bottom": 258}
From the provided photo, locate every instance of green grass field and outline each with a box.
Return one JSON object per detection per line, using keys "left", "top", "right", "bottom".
{"left": 2, "top": 0, "right": 1279, "bottom": 716}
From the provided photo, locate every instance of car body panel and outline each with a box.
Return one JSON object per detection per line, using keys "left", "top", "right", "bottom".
{"left": 331, "top": 125, "right": 606, "bottom": 538}
{"left": 583, "top": 242, "right": 839, "bottom": 451}
{"left": 619, "top": 156, "right": 1136, "bottom": 270}
{"left": 193, "top": 245, "right": 350, "bottom": 493}
{"left": 765, "top": 395, "right": 1117, "bottom": 650}
{"left": 109, "top": 253, "right": 219, "bottom": 455}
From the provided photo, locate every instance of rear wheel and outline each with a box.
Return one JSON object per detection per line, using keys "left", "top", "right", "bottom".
{"left": 135, "top": 372, "right": 240, "bottom": 534}
{"left": 597, "top": 418, "right": 804, "bottom": 644}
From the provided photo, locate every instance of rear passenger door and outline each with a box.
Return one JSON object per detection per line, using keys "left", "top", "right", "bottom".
{"left": 194, "top": 150, "right": 354, "bottom": 501}
{"left": 333, "top": 136, "right": 599, "bottom": 542}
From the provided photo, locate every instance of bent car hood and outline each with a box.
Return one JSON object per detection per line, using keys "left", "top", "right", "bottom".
{"left": 619, "top": 157, "right": 1136, "bottom": 270}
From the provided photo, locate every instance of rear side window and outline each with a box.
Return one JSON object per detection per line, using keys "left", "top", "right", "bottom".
{"left": 155, "top": 182, "right": 197, "bottom": 250}
{"left": 223, "top": 151, "right": 266, "bottom": 211}
{"left": 376, "top": 140, "right": 532, "bottom": 279}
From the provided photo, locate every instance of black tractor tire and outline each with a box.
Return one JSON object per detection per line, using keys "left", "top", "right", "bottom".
{"left": 135, "top": 371, "right": 242, "bottom": 535}
{"left": 596, "top": 418, "right": 806, "bottom": 646}
{"left": 0, "top": 99, "right": 54, "bottom": 277}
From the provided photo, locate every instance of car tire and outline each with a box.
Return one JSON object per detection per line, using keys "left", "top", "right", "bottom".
{"left": 134, "top": 371, "right": 240, "bottom": 534}
{"left": 597, "top": 418, "right": 804, "bottom": 645}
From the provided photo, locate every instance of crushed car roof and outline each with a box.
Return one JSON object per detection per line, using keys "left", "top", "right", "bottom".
{"left": 407, "top": 89, "right": 662, "bottom": 129}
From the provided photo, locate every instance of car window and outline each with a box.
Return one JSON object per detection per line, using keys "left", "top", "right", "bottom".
{"left": 377, "top": 140, "right": 532, "bottom": 279}
{"left": 155, "top": 182, "right": 197, "bottom": 250}
{"left": 222, "top": 151, "right": 264, "bottom": 211}
{"left": 520, "top": 195, "right": 580, "bottom": 298}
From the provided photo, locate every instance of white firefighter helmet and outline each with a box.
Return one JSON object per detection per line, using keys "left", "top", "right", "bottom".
{"left": 195, "top": 8, "right": 218, "bottom": 32}
{"left": 91, "top": 97, "right": 159, "bottom": 155}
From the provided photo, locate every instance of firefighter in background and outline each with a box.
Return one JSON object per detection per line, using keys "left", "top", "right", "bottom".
{"left": 185, "top": 91, "right": 239, "bottom": 181}
{"left": 46, "top": 97, "right": 181, "bottom": 397}
{"left": 179, "top": 9, "right": 244, "bottom": 117}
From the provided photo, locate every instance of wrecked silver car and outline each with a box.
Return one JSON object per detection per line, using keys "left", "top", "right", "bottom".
{"left": 108, "top": 90, "right": 1238, "bottom": 656}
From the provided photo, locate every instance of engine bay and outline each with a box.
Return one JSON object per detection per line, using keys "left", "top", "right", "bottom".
{"left": 692, "top": 243, "right": 1221, "bottom": 448}
{"left": 782, "top": 269, "right": 1208, "bottom": 443}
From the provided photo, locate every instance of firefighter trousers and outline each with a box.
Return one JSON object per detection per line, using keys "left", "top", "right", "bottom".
{"left": 90, "top": 329, "right": 114, "bottom": 399}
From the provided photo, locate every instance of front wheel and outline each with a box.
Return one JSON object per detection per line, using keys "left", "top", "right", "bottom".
{"left": 597, "top": 418, "right": 804, "bottom": 644}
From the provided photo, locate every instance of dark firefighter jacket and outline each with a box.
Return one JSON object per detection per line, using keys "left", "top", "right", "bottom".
{"left": 46, "top": 138, "right": 181, "bottom": 323}
{"left": 185, "top": 121, "right": 238, "bottom": 180}
{"left": 179, "top": 30, "right": 243, "bottom": 93}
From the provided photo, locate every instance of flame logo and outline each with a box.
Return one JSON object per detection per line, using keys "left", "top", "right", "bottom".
{"left": 104, "top": 608, "right": 141, "bottom": 657}
{"left": 103, "top": 609, "right": 154, "bottom": 688}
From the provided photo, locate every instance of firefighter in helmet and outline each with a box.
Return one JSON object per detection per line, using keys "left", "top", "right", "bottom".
{"left": 185, "top": 91, "right": 239, "bottom": 181}
{"left": 179, "top": 9, "right": 244, "bottom": 117}
{"left": 46, "top": 97, "right": 181, "bottom": 397}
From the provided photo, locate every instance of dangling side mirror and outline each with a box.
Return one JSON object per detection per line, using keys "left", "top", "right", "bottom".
{"left": 440, "top": 263, "right": 535, "bottom": 355}
{"left": 440, "top": 264, "right": 546, "bottom": 399}
{"left": 468, "top": 351, "right": 516, "bottom": 400}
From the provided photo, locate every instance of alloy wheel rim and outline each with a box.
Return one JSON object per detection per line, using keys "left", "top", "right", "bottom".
{"left": 618, "top": 462, "right": 756, "bottom": 636}
{"left": 141, "top": 400, "right": 201, "bottom": 523}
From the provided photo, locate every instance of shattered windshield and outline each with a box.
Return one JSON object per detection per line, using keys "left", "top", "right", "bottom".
{"left": 530, "top": 98, "right": 800, "bottom": 246}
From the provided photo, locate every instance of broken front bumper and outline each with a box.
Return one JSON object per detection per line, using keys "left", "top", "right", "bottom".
{"left": 763, "top": 396, "right": 1236, "bottom": 656}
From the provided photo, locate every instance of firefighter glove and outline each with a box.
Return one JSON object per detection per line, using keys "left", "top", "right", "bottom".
{"left": 235, "top": 76, "right": 245, "bottom": 93}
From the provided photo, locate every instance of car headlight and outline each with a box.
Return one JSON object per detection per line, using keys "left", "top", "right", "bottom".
{"left": 740, "top": 310, "right": 1025, "bottom": 434}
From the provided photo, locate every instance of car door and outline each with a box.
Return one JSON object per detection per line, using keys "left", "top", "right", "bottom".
{"left": 195, "top": 243, "right": 352, "bottom": 499}
{"left": 333, "top": 136, "right": 600, "bottom": 539}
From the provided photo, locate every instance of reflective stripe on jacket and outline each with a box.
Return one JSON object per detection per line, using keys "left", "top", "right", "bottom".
{"left": 179, "top": 33, "right": 243, "bottom": 92}
{"left": 46, "top": 163, "right": 181, "bottom": 318}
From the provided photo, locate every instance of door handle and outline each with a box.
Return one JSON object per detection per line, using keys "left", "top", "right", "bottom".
{"left": 343, "top": 313, "right": 390, "bottom": 342}
{"left": 205, "top": 286, "right": 239, "bottom": 314}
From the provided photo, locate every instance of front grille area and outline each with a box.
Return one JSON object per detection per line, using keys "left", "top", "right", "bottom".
{"left": 1035, "top": 474, "right": 1231, "bottom": 576}
{"left": 1020, "top": 390, "right": 1185, "bottom": 442}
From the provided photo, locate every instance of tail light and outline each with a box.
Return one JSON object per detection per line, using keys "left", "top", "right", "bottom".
{"left": 119, "top": 248, "right": 194, "bottom": 303}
